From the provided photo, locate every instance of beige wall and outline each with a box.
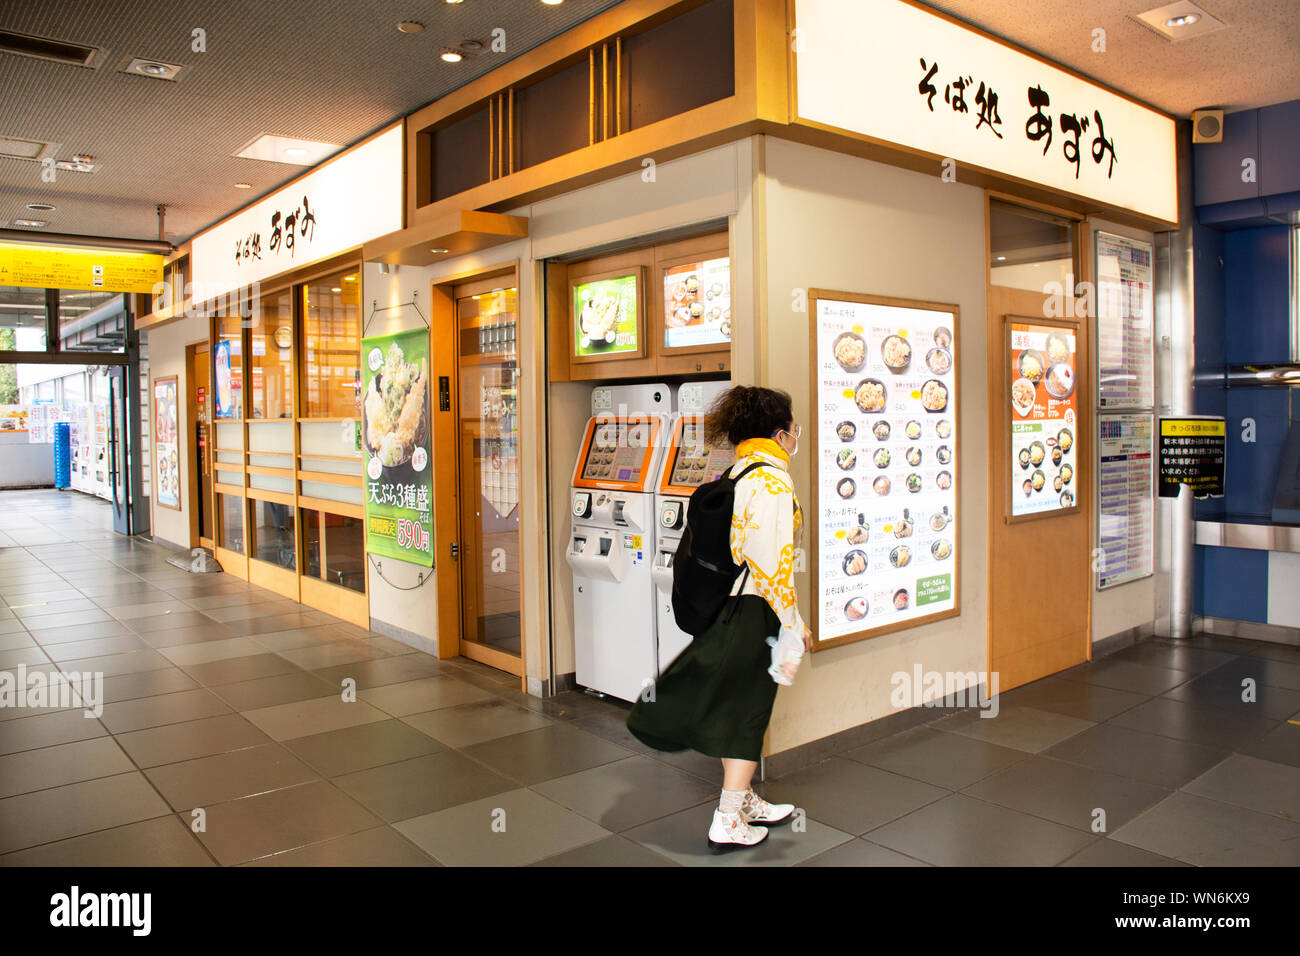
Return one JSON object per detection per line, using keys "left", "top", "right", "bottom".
{"left": 142, "top": 312, "right": 208, "bottom": 551}
{"left": 758, "top": 137, "right": 990, "bottom": 754}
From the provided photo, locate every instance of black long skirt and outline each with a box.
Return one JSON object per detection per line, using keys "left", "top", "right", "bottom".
{"left": 625, "top": 595, "right": 780, "bottom": 763}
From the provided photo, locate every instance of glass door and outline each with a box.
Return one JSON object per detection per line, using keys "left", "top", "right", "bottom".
{"left": 107, "top": 365, "right": 131, "bottom": 534}
{"left": 455, "top": 283, "right": 522, "bottom": 676}
{"left": 191, "top": 342, "right": 215, "bottom": 547}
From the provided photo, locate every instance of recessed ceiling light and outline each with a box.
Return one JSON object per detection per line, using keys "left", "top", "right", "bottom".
{"left": 235, "top": 134, "right": 340, "bottom": 166}
{"left": 233, "top": 182, "right": 252, "bottom": 189}
{"left": 542, "top": 0, "right": 564, "bottom": 6}
{"left": 344, "top": 276, "right": 357, "bottom": 282}
{"left": 397, "top": 21, "right": 425, "bottom": 33}
{"left": 460, "top": 39, "right": 484, "bottom": 54}
{"left": 431, "top": 247, "right": 449, "bottom": 254}
{"left": 25, "top": 202, "right": 55, "bottom": 211}
{"left": 441, "top": 51, "right": 463, "bottom": 63}
{"left": 13, "top": 219, "right": 47, "bottom": 227}
{"left": 122, "top": 56, "right": 184, "bottom": 81}
{"left": 54, "top": 156, "right": 95, "bottom": 173}
{"left": 445, "top": 0, "right": 464, "bottom": 5}
{"left": 995, "top": 256, "right": 1007, "bottom": 261}
{"left": 331, "top": 287, "right": 342, "bottom": 293}
{"left": 1133, "top": 2, "right": 1226, "bottom": 41}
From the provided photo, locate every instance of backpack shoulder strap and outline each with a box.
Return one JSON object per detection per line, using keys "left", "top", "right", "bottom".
{"left": 730, "top": 460, "right": 768, "bottom": 483}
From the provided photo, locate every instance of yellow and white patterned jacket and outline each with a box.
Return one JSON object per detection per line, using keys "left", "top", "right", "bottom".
{"left": 728, "top": 437, "right": 806, "bottom": 638}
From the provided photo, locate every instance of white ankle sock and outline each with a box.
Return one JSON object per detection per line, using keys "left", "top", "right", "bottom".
{"left": 718, "top": 788, "right": 745, "bottom": 814}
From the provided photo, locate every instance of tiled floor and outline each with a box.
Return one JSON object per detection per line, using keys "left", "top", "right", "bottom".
{"left": 1, "top": 489, "right": 1298, "bottom": 866}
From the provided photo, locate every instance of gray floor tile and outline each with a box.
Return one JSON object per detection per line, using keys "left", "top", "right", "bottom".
{"left": 144, "top": 742, "right": 320, "bottom": 811}
{"left": 21, "top": 619, "right": 133, "bottom": 645}
{"left": 56, "top": 648, "right": 174, "bottom": 678}
{"left": 1161, "top": 665, "right": 1300, "bottom": 721}
{"left": 799, "top": 837, "right": 931, "bottom": 867}
{"left": 335, "top": 748, "right": 519, "bottom": 822}
{"left": 157, "top": 636, "right": 269, "bottom": 666}
{"left": 1112, "top": 791, "right": 1300, "bottom": 865}
{"left": 933, "top": 703, "right": 1095, "bottom": 753}
{"left": 208, "top": 671, "right": 338, "bottom": 711}
{"left": 0, "top": 737, "right": 135, "bottom": 798}
{"left": 1056, "top": 658, "right": 1193, "bottom": 696}
{"left": 99, "top": 688, "right": 233, "bottom": 734}
{"left": 275, "top": 640, "right": 402, "bottom": 670}
{"left": 0, "top": 632, "right": 36, "bottom": 651}
{"left": 572, "top": 709, "right": 655, "bottom": 754}
{"left": 41, "top": 633, "right": 151, "bottom": 662}
{"left": 283, "top": 719, "right": 443, "bottom": 777}
{"left": 242, "top": 826, "right": 438, "bottom": 867}
{"left": 241, "top": 694, "right": 388, "bottom": 741}
{"left": 961, "top": 755, "right": 1171, "bottom": 833}
{"left": 988, "top": 676, "right": 1150, "bottom": 723}
{"left": 868, "top": 793, "right": 1096, "bottom": 866}
{"left": 1182, "top": 753, "right": 1300, "bottom": 820}
{"left": 0, "top": 646, "right": 50, "bottom": 668}
{"left": 115, "top": 713, "right": 271, "bottom": 768}
{"left": 0, "top": 708, "right": 107, "bottom": 755}
{"left": 310, "top": 653, "right": 449, "bottom": 689}
{"left": 134, "top": 622, "right": 241, "bottom": 648}
{"left": 395, "top": 788, "right": 613, "bottom": 866}
{"left": 1237, "top": 721, "right": 1300, "bottom": 768}
{"left": 403, "top": 698, "right": 555, "bottom": 748}
{"left": 646, "top": 747, "right": 726, "bottom": 783}
{"left": 104, "top": 600, "right": 194, "bottom": 620}
{"left": 200, "top": 601, "right": 291, "bottom": 623}
{"left": 1059, "top": 838, "right": 1189, "bottom": 867}
{"left": 843, "top": 725, "right": 1027, "bottom": 790}
{"left": 100, "top": 668, "right": 201, "bottom": 704}
{"left": 359, "top": 676, "right": 496, "bottom": 716}
{"left": 1106, "top": 695, "right": 1280, "bottom": 750}
{"left": 0, "top": 771, "right": 172, "bottom": 854}
{"left": 127, "top": 610, "right": 226, "bottom": 634}
{"left": 247, "top": 626, "right": 345, "bottom": 652}
{"left": 179, "top": 653, "right": 301, "bottom": 687}
{"left": 622, "top": 800, "right": 854, "bottom": 867}
{"left": 1248, "top": 641, "right": 1300, "bottom": 666}
{"left": 190, "top": 779, "right": 382, "bottom": 865}
{"left": 529, "top": 834, "right": 678, "bottom": 867}
{"left": 462, "top": 723, "right": 634, "bottom": 785}
{"left": 762, "top": 756, "right": 949, "bottom": 835}
{"left": 1043, "top": 723, "right": 1231, "bottom": 789}
{"left": 532, "top": 755, "right": 720, "bottom": 832}
{"left": 0, "top": 814, "right": 215, "bottom": 867}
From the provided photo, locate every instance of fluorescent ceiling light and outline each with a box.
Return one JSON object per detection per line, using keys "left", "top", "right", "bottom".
{"left": 234, "top": 134, "right": 340, "bottom": 166}
{"left": 12, "top": 219, "right": 47, "bottom": 227}
{"left": 233, "top": 182, "right": 252, "bottom": 189}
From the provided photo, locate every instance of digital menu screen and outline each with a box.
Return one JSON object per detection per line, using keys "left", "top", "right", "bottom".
{"left": 663, "top": 257, "right": 731, "bottom": 350}
{"left": 813, "top": 295, "right": 958, "bottom": 645}
{"left": 663, "top": 419, "right": 732, "bottom": 491}
{"left": 579, "top": 419, "right": 655, "bottom": 487}
{"left": 574, "top": 273, "right": 640, "bottom": 358}
{"left": 1009, "top": 322, "right": 1078, "bottom": 517}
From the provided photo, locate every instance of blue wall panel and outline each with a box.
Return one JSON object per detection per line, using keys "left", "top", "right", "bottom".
{"left": 1199, "top": 545, "right": 1269, "bottom": 623}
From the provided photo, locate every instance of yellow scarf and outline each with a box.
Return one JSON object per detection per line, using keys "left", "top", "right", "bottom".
{"left": 735, "top": 437, "right": 789, "bottom": 466}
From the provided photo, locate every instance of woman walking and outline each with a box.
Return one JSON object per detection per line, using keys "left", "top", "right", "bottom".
{"left": 627, "top": 385, "right": 812, "bottom": 851}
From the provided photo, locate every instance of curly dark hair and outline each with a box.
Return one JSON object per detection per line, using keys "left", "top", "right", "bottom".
{"left": 703, "top": 386, "right": 794, "bottom": 447}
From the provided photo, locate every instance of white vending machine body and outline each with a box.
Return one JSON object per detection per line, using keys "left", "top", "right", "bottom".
{"left": 652, "top": 401, "right": 735, "bottom": 674}
{"left": 565, "top": 399, "right": 669, "bottom": 703}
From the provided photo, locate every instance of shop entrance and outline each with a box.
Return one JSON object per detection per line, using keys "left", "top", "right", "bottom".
{"left": 985, "top": 197, "right": 1092, "bottom": 691}
{"left": 186, "top": 341, "right": 215, "bottom": 549}
{"left": 445, "top": 275, "right": 523, "bottom": 678}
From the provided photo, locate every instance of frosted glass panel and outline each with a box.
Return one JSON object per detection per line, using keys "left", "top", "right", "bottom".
{"left": 216, "top": 450, "right": 241, "bottom": 465}
{"left": 300, "top": 457, "right": 362, "bottom": 476}
{"left": 300, "top": 419, "right": 362, "bottom": 458}
{"left": 216, "top": 422, "right": 244, "bottom": 449}
{"left": 215, "top": 469, "right": 243, "bottom": 486}
{"left": 249, "top": 472, "right": 294, "bottom": 494}
{"left": 248, "top": 420, "right": 293, "bottom": 453}
{"left": 249, "top": 453, "right": 293, "bottom": 469}
{"left": 300, "top": 480, "right": 362, "bottom": 505}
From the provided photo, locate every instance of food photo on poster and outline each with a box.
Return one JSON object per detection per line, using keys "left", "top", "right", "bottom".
{"left": 663, "top": 257, "right": 731, "bottom": 349}
{"left": 573, "top": 271, "right": 641, "bottom": 358}
{"left": 813, "top": 293, "right": 959, "bottom": 646}
{"left": 1009, "top": 322, "right": 1078, "bottom": 517}
{"left": 153, "top": 377, "right": 180, "bottom": 510}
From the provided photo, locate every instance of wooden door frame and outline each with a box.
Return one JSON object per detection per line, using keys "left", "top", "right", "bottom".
{"left": 184, "top": 340, "right": 214, "bottom": 550}
{"left": 984, "top": 192, "right": 1094, "bottom": 691}
{"left": 430, "top": 261, "right": 526, "bottom": 683}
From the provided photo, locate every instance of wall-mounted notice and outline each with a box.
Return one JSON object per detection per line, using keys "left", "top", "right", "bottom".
{"left": 1009, "top": 321, "right": 1079, "bottom": 517}
{"left": 811, "top": 291, "right": 959, "bottom": 649}
{"left": 1158, "top": 417, "right": 1226, "bottom": 499}
{"left": 153, "top": 376, "right": 180, "bottom": 510}
{"left": 1096, "top": 232, "right": 1153, "bottom": 409}
{"left": 1097, "top": 414, "right": 1152, "bottom": 589}
{"left": 663, "top": 257, "right": 731, "bottom": 350}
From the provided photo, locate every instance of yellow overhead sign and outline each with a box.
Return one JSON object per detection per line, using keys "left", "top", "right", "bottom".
{"left": 0, "top": 242, "right": 164, "bottom": 294}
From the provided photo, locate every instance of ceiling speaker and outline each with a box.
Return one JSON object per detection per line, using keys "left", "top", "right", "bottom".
{"left": 1192, "top": 109, "right": 1224, "bottom": 143}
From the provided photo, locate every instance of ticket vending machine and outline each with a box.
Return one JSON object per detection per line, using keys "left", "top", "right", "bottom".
{"left": 652, "top": 381, "right": 732, "bottom": 673}
{"left": 566, "top": 384, "right": 672, "bottom": 702}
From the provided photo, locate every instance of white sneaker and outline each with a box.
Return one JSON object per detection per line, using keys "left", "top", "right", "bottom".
{"left": 739, "top": 789, "right": 795, "bottom": 826}
{"left": 707, "top": 809, "right": 768, "bottom": 852}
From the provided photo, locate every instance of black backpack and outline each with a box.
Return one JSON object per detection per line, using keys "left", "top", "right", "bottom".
{"left": 671, "top": 461, "right": 767, "bottom": 636}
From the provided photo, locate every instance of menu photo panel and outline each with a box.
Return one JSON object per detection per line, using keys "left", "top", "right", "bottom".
{"left": 570, "top": 266, "right": 646, "bottom": 364}
{"left": 661, "top": 252, "right": 732, "bottom": 353}
{"left": 809, "top": 290, "right": 960, "bottom": 650}
{"left": 1007, "top": 317, "right": 1080, "bottom": 521}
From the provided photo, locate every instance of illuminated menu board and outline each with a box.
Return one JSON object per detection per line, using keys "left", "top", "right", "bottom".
{"left": 573, "top": 271, "right": 642, "bottom": 360}
{"left": 1009, "top": 321, "right": 1079, "bottom": 517}
{"left": 811, "top": 292, "right": 959, "bottom": 648}
{"left": 663, "top": 257, "right": 731, "bottom": 350}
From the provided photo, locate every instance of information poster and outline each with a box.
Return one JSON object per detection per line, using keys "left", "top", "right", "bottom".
{"left": 1096, "top": 232, "right": 1154, "bottom": 409}
{"left": 663, "top": 257, "right": 731, "bottom": 349}
{"left": 1009, "top": 322, "right": 1079, "bottom": 517}
{"left": 573, "top": 272, "right": 640, "bottom": 358}
{"left": 1098, "top": 414, "right": 1153, "bottom": 589}
{"left": 813, "top": 294, "right": 958, "bottom": 646}
{"left": 214, "top": 340, "right": 237, "bottom": 419}
{"left": 1158, "top": 417, "right": 1226, "bottom": 499}
{"left": 153, "top": 377, "right": 180, "bottom": 510}
{"left": 361, "top": 329, "right": 433, "bottom": 567}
